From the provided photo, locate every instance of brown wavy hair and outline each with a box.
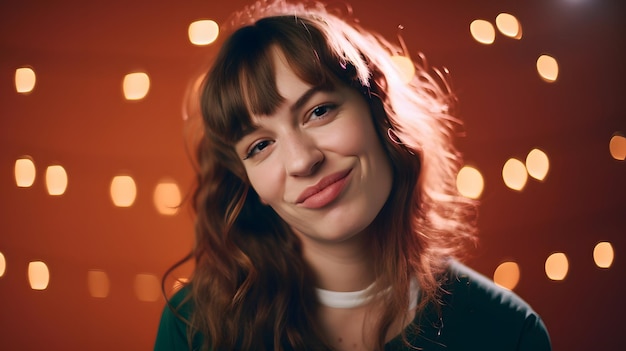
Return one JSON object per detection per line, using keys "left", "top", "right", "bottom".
{"left": 164, "top": 1, "right": 477, "bottom": 350}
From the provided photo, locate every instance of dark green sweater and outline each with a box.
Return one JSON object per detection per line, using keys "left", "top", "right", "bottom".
{"left": 154, "top": 261, "right": 551, "bottom": 350}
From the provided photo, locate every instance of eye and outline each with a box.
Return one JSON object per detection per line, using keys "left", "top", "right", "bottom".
{"left": 308, "top": 103, "right": 337, "bottom": 122}
{"left": 243, "top": 139, "right": 274, "bottom": 160}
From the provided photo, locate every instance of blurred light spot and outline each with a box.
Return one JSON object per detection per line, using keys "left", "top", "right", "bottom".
{"left": 15, "top": 67, "right": 36, "bottom": 93}
{"left": 110, "top": 175, "right": 137, "bottom": 207}
{"left": 134, "top": 273, "right": 160, "bottom": 302}
{"left": 456, "top": 166, "right": 484, "bottom": 199}
{"left": 545, "top": 252, "right": 569, "bottom": 281}
{"left": 28, "top": 261, "right": 50, "bottom": 290}
{"left": 470, "top": 19, "right": 495, "bottom": 44}
{"left": 502, "top": 158, "right": 528, "bottom": 191}
{"left": 609, "top": 133, "right": 626, "bottom": 160}
{"left": 87, "top": 270, "right": 110, "bottom": 298}
{"left": 46, "top": 165, "right": 68, "bottom": 196}
{"left": 123, "top": 72, "right": 150, "bottom": 100}
{"left": 153, "top": 179, "right": 182, "bottom": 215}
{"left": 493, "top": 261, "right": 520, "bottom": 290}
{"left": 188, "top": 20, "right": 219, "bottom": 45}
{"left": 182, "top": 74, "right": 205, "bottom": 121}
{"left": 525, "top": 149, "right": 550, "bottom": 181}
{"left": 0, "top": 252, "right": 6, "bottom": 277}
{"left": 537, "top": 55, "right": 559, "bottom": 82}
{"left": 593, "top": 242, "right": 614, "bottom": 268}
{"left": 390, "top": 55, "right": 415, "bottom": 84}
{"left": 15, "top": 157, "right": 36, "bottom": 187}
{"left": 172, "top": 277, "right": 189, "bottom": 292}
{"left": 495, "top": 13, "right": 522, "bottom": 39}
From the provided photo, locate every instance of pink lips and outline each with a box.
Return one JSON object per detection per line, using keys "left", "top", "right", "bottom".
{"left": 296, "top": 169, "right": 352, "bottom": 209}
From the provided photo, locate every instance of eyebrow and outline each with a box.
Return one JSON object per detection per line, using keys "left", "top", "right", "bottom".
{"left": 238, "top": 85, "right": 332, "bottom": 140}
{"left": 290, "top": 85, "right": 328, "bottom": 114}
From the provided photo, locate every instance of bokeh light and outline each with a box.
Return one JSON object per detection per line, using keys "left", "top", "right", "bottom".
{"left": 188, "top": 20, "right": 219, "bottom": 45}
{"left": 545, "top": 252, "right": 569, "bottom": 281}
{"left": 123, "top": 72, "right": 150, "bottom": 100}
{"left": 134, "top": 273, "right": 160, "bottom": 302}
{"left": 0, "top": 252, "right": 6, "bottom": 277}
{"left": 87, "top": 270, "right": 111, "bottom": 298}
{"left": 153, "top": 179, "right": 182, "bottom": 215}
{"left": 28, "top": 261, "right": 50, "bottom": 290}
{"left": 15, "top": 157, "right": 36, "bottom": 187}
{"left": 172, "top": 277, "right": 189, "bottom": 292}
{"left": 493, "top": 261, "right": 520, "bottom": 290}
{"left": 495, "top": 13, "right": 522, "bottom": 39}
{"left": 537, "top": 55, "right": 559, "bottom": 82}
{"left": 470, "top": 19, "right": 495, "bottom": 44}
{"left": 46, "top": 165, "right": 68, "bottom": 196}
{"left": 593, "top": 242, "right": 614, "bottom": 268}
{"left": 15, "top": 67, "right": 36, "bottom": 93}
{"left": 525, "top": 148, "right": 550, "bottom": 181}
{"left": 502, "top": 158, "right": 528, "bottom": 191}
{"left": 456, "top": 165, "right": 485, "bottom": 199}
{"left": 390, "top": 55, "right": 415, "bottom": 84}
{"left": 110, "top": 175, "right": 137, "bottom": 207}
{"left": 182, "top": 73, "right": 205, "bottom": 122}
{"left": 609, "top": 133, "right": 626, "bottom": 160}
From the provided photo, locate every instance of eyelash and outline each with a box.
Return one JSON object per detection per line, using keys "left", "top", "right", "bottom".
{"left": 308, "top": 103, "right": 337, "bottom": 122}
{"left": 242, "top": 103, "right": 338, "bottom": 160}
{"left": 243, "top": 139, "right": 273, "bottom": 160}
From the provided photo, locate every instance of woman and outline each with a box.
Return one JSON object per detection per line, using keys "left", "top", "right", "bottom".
{"left": 155, "top": 1, "right": 551, "bottom": 350}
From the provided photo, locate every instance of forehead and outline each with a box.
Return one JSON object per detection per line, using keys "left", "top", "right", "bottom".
{"left": 267, "top": 49, "right": 315, "bottom": 108}
{"left": 204, "top": 18, "right": 351, "bottom": 144}
{"left": 243, "top": 45, "right": 339, "bottom": 118}
{"left": 242, "top": 49, "right": 341, "bottom": 137}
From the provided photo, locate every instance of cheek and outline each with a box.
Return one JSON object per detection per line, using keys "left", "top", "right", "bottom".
{"left": 246, "top": 164, "right": 282, "bottom": 204}
{"left": 343, "top": 122, "right": 381, "bottom": 156}
{"left": 321, "top": 117, "right": 372, "bottom": 154}
{"left": 329, "top": 99, "right": 380, "bottom": 154}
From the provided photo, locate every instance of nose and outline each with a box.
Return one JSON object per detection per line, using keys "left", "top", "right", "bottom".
{"left": 282, "top": 132, "right": 324, "bottom": 177}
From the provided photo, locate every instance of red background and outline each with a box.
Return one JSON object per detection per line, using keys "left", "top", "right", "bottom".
{"left": 1, "top": 0, "right": 624, "bottom": 350}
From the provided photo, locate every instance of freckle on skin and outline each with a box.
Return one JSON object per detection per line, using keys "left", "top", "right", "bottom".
{"left": 337, "top": 337, "right": 343, "bottom": 343}
{"left": 353, "top": 343, "right": 357, "bottom": 348}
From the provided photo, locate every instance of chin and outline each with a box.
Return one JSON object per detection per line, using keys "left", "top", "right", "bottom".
{"left": 298, "top": 219, "right": 374, "bottom": 244}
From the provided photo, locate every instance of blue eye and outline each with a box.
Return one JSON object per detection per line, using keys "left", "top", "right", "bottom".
{"left": 243, "top": 140, "right": 273, "bottom": 160}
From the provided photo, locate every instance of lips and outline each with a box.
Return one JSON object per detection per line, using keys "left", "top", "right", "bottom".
{"left": 296, "top": 169, "right": 352, "bottom": 209}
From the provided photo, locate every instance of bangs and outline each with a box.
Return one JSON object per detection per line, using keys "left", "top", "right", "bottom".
{"left": 201, "top": 16, "right": 358, "bottom": 145}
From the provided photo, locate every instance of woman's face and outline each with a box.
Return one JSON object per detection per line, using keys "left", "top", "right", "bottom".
{"left": 235, "top": 49, "right": 393, "bottom": 244}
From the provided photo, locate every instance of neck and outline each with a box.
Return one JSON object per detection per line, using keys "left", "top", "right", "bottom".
{"left": 296, "top": 230, "right": 377, "bottom": 292}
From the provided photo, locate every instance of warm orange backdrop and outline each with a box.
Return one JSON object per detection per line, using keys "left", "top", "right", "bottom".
{"left": 1, "top": 0, "right": 624, "bottom": 350}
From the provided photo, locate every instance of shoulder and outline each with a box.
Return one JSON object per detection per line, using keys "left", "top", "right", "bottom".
{"left": 154, "top": 286, "right": 202, "bottom": 351}
{"left": 436, "top": 260, "right": 552, "bottom": 350}
{"left": 401, "top": 260, "right": 551, "bottom": 351}
{"left": 443, "top": 260, "right": 535, "bottom": 317}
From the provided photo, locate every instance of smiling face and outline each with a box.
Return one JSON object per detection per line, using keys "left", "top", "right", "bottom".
{"left": 234, "top": 48, "right": 393, "bottom": 244}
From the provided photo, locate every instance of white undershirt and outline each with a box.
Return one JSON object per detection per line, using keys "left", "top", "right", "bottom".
{"left": 315, "top": 277, "right": 419, "bottom": 310}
